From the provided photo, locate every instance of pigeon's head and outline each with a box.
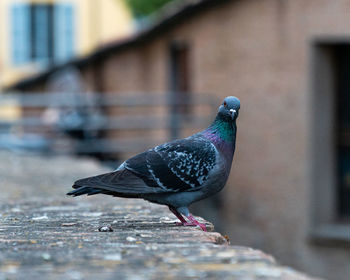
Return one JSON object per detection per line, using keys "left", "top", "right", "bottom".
{"left": 218, "top": 96, "right": 240, "bottom": 121}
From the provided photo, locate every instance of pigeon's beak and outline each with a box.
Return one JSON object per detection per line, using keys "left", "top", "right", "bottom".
{"left": 230, "top": 109, "right": 237, "bottom": 120}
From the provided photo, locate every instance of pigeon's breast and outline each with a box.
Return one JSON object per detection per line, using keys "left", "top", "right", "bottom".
{"left": 199, "top": 147, "right": 231, "bottom": 198}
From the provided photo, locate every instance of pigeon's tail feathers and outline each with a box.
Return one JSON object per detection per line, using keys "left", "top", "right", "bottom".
{"left": 67, "top": 186, "right": 102, "bottom": 197}
{"left": 67, "top": 169, "right": 165, "bottom": 198}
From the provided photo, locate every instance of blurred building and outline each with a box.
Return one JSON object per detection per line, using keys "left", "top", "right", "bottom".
{"left": 0, "top": 0, "right": 133, "bottom": 90}
{"left": 6, "top": 0, "right": 350, "bottom": 279}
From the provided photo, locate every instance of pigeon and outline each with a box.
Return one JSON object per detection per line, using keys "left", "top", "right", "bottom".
{"left": 67, "top": 96, "right": 240, "bottom": 231}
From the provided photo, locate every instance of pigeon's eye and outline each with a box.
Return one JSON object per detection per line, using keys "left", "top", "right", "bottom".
{"left": 223, "top": 101, "right": 227, "bottom": 107}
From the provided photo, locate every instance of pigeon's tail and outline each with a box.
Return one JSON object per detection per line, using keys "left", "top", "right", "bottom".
{"left": 67, "top": 186, "right": 103, "bottom": 197}
{"left": 67, "top": 182, "right": 140, "bottom": 198}
{"left": 67, "top": 169, "right": 164, "bottom": 199}
{"left": 67, "top": 175, "right": 139, "bottom": 198}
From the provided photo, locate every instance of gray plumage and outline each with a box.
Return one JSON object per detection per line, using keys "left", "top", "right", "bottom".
{"left": 67, "top": 96, "right": 240, "bottom": 231}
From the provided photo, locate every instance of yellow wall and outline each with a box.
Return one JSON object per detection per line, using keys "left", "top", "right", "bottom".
{"left": 78, "top": 0, "right": 133, "bottom": 56}
{"left": 0, "top": 0, "right": 133, "bottom": 90}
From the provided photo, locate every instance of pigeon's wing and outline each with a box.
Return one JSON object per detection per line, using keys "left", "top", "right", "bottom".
{"left": 125, "top": 137, "right": 217, "bottom": 192}
{"left": 70, "top": 137, "right": 217, "bottom": 197}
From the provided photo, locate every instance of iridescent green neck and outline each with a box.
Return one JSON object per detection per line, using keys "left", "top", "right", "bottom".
{"left": 205, "top": 116, "right": 236, "bottom": 143}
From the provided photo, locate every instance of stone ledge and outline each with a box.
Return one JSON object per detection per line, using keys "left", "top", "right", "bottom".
{"left": 0, "top": 152, "right": 320, "bottom": 279}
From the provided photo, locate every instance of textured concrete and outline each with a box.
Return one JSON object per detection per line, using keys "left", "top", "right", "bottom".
{"left": 0, "top": 152, "right": 317, "bottom": 280}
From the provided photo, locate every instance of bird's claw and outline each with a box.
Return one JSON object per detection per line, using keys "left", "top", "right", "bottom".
{"left": 197, "top": 223, "right": 207, "bottom": 232}
{"left": 187, "top": 214, "right": 207, "bottom": 232}
{"left": 170, "top": 207, "right": 207, "bottom": 231}
{"left": 176, "top": 221, "right": 207, "bottom": 231}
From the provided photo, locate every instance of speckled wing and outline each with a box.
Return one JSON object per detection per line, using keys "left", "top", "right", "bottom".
{"left": 125, "top": 137, "right": 217, "bottom": 192}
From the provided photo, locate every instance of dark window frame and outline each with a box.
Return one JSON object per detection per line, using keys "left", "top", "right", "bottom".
{"left": 310, "top": 39, "right": 350, "bottom": 245}
{"left": 168, "top": 41, "right": 191, "bottom": 139}
{"left": 333, "top": 46, "right": 350, "bottom": 220}
{"left": 169, "top": 41, "right": 191, "bottom": 114}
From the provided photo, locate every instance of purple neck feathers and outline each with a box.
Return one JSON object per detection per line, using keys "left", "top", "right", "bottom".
{"left": 201, "top": 118, "right": 237, "bottom": 163}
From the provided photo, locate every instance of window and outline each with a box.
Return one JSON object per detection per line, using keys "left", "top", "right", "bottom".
{"left": 168, "top": 41, "right": 191, "bottom": 139}
{"left": 11, "top": 3, "right": 74, "bottom": 66}
{"left": 311, "top": 42, "right": 350, "bottom": 242}
{"left": 31, "top": 4, "right": 53, "bottom": 63}
{"left": 334, "top": 46, "right": 350, "bottom": 220}
{"left": 169, "top": 42, "right": 191, "bottom": 115}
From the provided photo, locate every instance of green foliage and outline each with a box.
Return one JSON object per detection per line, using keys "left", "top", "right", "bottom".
{"left": 124, "top": 0, "right": 174, "bottom": 17}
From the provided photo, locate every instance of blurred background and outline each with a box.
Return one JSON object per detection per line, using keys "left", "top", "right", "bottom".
{"left": 1, "top": 0, "right": 350, "bottom": 279}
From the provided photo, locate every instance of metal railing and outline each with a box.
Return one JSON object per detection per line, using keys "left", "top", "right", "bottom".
{"left": 0, "top": 92, "right": 216, "bottom": 159}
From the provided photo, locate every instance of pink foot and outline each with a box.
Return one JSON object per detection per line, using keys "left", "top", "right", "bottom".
{"left": 169, "top": 206, "right": 188, "bottom": 225}
{"left": 196, "top": 222, "right": 207, "bottom": 232}
{"left": 168, "top": 207, "right": 207, "bottom": 231}
{"left": 187, "top": 214, "right": 207, "bottom": 231}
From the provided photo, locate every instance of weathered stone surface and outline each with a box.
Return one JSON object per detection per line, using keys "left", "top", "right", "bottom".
{"left": 0, "top": 152, "right": 319, "bottom": 279}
